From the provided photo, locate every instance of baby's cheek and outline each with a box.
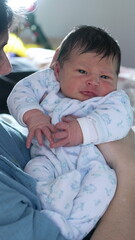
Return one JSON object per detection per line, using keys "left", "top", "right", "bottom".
{"left": 102, "top": 82, "right": 116, "bottom": 95}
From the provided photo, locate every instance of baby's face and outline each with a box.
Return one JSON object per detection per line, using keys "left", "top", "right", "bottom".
{"left": 56, "top": 50, "right": 118, "bottom": 101}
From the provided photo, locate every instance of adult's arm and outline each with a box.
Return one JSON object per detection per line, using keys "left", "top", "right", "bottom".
{"left": 0, "top": 180, "right": 66, "bottom": 240}
{"left": 0, "top": 121, "right": 66, "bottom": 240}
{"left": 90, "top": 129, "right": 135, "bottom": 240}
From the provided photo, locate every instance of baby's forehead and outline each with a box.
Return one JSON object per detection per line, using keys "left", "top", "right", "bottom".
{"left": 67, "top": 51, "right": 118, "bottom": 73}
{"left": 69, "top": 48, "right": 116, "bottom": 61}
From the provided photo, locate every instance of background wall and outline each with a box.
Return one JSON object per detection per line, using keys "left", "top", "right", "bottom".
{"left": 35, "top": 0, "right": 135, "bottom": 68}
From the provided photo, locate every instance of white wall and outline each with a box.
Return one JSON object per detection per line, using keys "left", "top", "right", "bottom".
{"left": 35, "top": 0, "right": 135, "bottom": 68}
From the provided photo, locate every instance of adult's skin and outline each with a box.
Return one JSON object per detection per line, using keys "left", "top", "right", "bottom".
{"left": 91, "top": 130, "right": 135, "bottom": 240}
{"left": 0, "top": 30, "right": 12, "bottom": 75}
{"left": 1, "top": 1, "right": 135, "bottom": 240}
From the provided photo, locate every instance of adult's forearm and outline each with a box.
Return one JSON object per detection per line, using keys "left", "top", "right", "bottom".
{"left": 90, "top": 165, "right": 135, "bottom": 240}
{"left": 91, "top": 131, "right": 135, "bottom": 240}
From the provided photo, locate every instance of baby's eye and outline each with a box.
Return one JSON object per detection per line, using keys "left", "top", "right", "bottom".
{"left": 78, "top": 69, "right": 87, "bottom": 74}
{"left": 100, "top": 75, "right": 110, "bottom": 79}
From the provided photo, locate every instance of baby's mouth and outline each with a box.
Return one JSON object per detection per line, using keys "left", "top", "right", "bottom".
{"left": 80, "top": 91, "right": 97, "bottom": 98}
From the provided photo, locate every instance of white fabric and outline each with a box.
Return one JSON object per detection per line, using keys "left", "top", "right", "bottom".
{"left": 77, "top": 117, "right": 98, "bottom": 144}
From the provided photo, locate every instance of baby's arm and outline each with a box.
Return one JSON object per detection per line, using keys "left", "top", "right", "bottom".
{"left": 7, "top": 69, "right": 50, "bottom": 125}
{"left": 51, "top": 91, "right": 133, "bottom": 148}
{"left": 81, "top": 90, "right": 133, "bottom": 145}
{"left": 7, "top": 68, "right": 58, "bottom": 147}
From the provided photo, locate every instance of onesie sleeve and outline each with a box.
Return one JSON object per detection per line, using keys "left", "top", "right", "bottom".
{"left": 7, "top": 68, "right": 59, "bottom": 126}
{"left": 77, "top": 90, "right": 133, "bottom": 145}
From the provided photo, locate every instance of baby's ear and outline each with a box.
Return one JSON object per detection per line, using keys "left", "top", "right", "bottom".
{"left": 54, "top": 61, "right": 60, "bottom": 81}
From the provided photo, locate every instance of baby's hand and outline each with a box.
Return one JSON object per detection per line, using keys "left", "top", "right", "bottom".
{"left": 23, "top": 109, "right": 56, "bottom": 148}
{"left": 50, "top": 115, "right": 83, "bottom": 148}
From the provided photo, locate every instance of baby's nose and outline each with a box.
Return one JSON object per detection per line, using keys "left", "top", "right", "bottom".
{"left": 86, "top": 76, "right": 99, "bottom": 86}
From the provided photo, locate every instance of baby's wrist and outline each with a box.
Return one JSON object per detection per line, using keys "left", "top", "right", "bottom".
{"left": 23, "top": 109, "right": 43, "bottom": 125}
{"left": 77, "top": 117, "right": 98, "bottom": 144}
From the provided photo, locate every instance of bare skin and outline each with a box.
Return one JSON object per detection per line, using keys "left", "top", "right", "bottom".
{"left": 0, "top": 31, "right": 12, "bottom": 75}
{"left": 91, "top": 130, "right": 135, "bottom": 240}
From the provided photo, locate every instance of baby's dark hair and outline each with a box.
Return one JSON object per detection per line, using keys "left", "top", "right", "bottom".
{"left": 57, "top": 25, "right": 121, "bottom": 75}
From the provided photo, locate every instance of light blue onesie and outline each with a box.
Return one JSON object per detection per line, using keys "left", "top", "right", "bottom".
{"left": 7, "top": 68, "right": 133, "bottom": 240}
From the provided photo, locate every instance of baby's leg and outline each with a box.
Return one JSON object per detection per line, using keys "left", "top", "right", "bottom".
{"left": 67, "top": 160, "right": 117, "bottom": 239}
{"left": 24, "top": 156, "right": 55, "bottom": 183}
{"left": 43, "top": 160, "right": 116, "bottom": 240}
{"left": 40, "top": 170, "right": 81, "bottom": 217}
{"left": 24, "top": 157, "right": 81, "bottom": 217}
{"left": 24, "top": 156, "right": 57, "bottom": 209}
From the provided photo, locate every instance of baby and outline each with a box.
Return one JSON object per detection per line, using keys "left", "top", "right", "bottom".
{"left": 7, "top": 25, "right": 133, "bottom": 240}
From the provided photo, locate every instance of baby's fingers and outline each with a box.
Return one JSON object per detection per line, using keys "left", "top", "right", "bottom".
{"left": 35, "top": 128, "right": 44, "bottom": 146}
{"left": 26, "top": 130, "right": 35, "bottom": 148}
{"left": 42, "top": 125, "right": 56, "bottom": 145}
{"left": 50, "top": 137, "right": 69, "bottom": 148}
{"left": 55, "top": 121, "right": 69, "bottom": 130}
{"left": 62, "top": 115, "right": 77, "bottom": 123}
{"left": 52, "top": 129, "right": 68, "bottom": 141}
{"left": 26, "top": 128, "right": 44, "bottom": 148}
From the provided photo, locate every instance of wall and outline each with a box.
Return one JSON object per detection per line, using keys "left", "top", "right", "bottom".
{"left": 35, "top": 0, "right": 135, "bottom": 68}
